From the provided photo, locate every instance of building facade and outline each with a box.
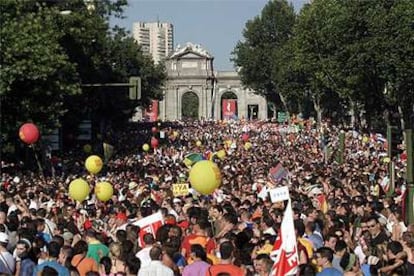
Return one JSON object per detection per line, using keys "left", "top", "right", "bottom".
{"left": 158, "top": 43, "right": 267, "bottom": 121}
{"left": 132, "top": 22, "right": 174, "bottom": 64}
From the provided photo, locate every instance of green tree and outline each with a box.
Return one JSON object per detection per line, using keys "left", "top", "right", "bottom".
{"left": 53, "top": 1, "right": 166, "bottom": 134}
{"left": 374, "top": 0, "right": 414, "bottom": 128}
{"left": 1, "top": 0, "right": 166, "bottom": 155}
{"left": 292, "top": 1, "right": 335, "bottom": 124}
{"left": 293, "top": 0, "right": 413, "bottom": 128}
{"left": 0, "top": 1, "right": 80, "bottom": 134}
{"left": 231, "top": 0, "right": 296, "bottom": 115}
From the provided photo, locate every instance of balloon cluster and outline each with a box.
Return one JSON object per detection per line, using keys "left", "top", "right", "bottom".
{"left": 68, "top": 155, "right": 114, "bottom": 202}
{"left": 68, "top": 179, "right": 114, "bottom": 203}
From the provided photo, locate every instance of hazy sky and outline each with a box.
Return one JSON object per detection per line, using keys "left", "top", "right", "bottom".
{"left": 111, "top": 0, "right": 309, "bottom": 71}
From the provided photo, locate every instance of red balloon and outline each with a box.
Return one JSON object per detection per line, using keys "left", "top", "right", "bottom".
{"left": 19, "top": 123, "right": 40, "bottom": 144}
{"left": 151, "top": 127, "right": 158, "bottom": 133}
{"left": 242, "top": 133, "right": 249, "bottom": 142}
{"left": 151, "top": 137, "right": 159, "bottom": 148}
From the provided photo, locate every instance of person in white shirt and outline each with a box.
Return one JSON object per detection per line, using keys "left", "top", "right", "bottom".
{"left": 138, "top": 246, "right": 173, "bottom": 276}
{"left": 135, "top": 233, "right": 155, "bottom": 267}
{"left": 5, "top": 198, "right": 17, "bottom": 216}
{"left": 0, "top": 232, "right": 15, "bottom": 275}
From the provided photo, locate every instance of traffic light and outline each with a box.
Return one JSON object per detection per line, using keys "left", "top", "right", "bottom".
{"left": 129, "top": 76, "right": 141, "bottom": 100}
{"left": 387, "top": 125, "right": 403, "bottom": 158}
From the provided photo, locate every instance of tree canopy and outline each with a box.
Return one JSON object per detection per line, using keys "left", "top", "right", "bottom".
{"left": 0, "top": 0, "right": 166, "bottom": 153}
{"left": 231, "top": 0, "right": 296, "bottom": 110}
{"left": 232, "top": 0, "right": 414, "bottom": 129}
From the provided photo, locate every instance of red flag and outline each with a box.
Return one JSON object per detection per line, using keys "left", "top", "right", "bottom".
{"left": 316, "top": 194, "right": 328, "bottom": 214}
{"left": 132, "top": 212, "right": 164, "bottom": 246}
{"left": 144, "top": 100, "right": 159, "bottom": 122}
{"left": 270, "top": 199, "right": 298, "bottom": 276}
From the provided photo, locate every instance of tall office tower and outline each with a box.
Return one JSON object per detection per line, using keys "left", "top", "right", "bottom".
{"left": 132, "top": 22, "right": 174, "bottom": 64}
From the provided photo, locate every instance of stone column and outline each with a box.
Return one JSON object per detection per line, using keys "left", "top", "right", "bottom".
{"left": 238, "top": 88, "right": 247, "bottom": 120}
{"left": 214, "top": 88, "right": 220, "bottom": 120}
{"left": 176, "top": 87, "right": 180, "bottom": 120}
{"left": 260, "top": 97, "right": 267, "bottom": 120}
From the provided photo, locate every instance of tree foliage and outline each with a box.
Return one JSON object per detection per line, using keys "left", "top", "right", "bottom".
{"left": 0, "top": 1, "right": 80, "bottom": 131}
{"left": 231, "top": 0, "right": 296, "bottom": 108}
{"left": 0, "top": 0, "right": 166, "bottom": 152}
{"left": 233, "top": 0, "right": 414, "bottom": 128}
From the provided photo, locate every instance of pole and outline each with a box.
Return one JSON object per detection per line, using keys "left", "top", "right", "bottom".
{"left": 338, "top": 131, "right": 345, "bottom": 165}
{"left": 387, "top": 161, "right": 395, "bottom": 197}
{"left": 0, "top": 95, "right": 2, "bottom": 176}
{"left": 387, "top": 124, "right": 392, "bottom": 158}
{"left": 405, "top": 129, "right": 414, "bottom": 224}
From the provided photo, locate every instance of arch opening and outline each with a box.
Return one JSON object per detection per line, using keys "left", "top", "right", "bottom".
{"left": 221, "top": 91, "right": 238, "bottom": 120}
{"left": 181, "top": 91, "right": 199, "bottom": 119}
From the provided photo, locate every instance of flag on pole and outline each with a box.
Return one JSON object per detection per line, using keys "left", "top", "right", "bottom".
{"left": 270, "top": 190, "right": 298, "bottom": 276}
{"left": 133, "top": 212, "right": 164, "bottom": 247}
{"left": 316, "top": 194, "right": 328, "bottom": 214}
{"left": 380, "top": 176, "right": 390, "bottom": 193}
{"left": 269, "top": 163, "right": 289, "bottom": 183}
{"left": 117, "top": 212, "right": 164, "bottom": 247}
{"left": 183, "top": 153, "right": 203, "bottom": 168}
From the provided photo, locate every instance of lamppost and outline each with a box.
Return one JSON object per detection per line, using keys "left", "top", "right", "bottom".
{"left": 405, "top": 109, "right": 414, "bottom": 224}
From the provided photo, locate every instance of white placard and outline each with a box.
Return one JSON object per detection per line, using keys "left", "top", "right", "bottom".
{"left": 268, "top": 186, "right": 290, "bottom": 203}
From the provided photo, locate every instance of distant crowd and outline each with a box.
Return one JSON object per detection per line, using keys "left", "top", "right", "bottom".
{"left": 0, "top": 119, "right": 413, "bottom": 276}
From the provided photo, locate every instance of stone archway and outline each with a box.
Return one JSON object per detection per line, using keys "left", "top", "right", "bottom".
{"left": 181, "top": 91, "right": 199, "bottom": 119}
{"left": 221, "top": 91, "right": 238, "bottom": 120}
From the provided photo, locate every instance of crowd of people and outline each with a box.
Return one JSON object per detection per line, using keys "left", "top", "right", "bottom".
{"left": 0, "top": 119, "right": 413, "bottom": 276}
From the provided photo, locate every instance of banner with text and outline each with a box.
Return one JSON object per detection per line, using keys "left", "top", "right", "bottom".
{"left": 134, "top": 212, "right": 163, "bottom": 246}
{"left": 222, "top": 99, "right": 237, "bottom": 120}
{"left": 172, "top": 183, "right": 189, "bottom": 197}
{"left": 270, "top": 187, "right": 298, "bottom": 276}
{"left": 144, "top": 100, "right": 159, "bottom": 122}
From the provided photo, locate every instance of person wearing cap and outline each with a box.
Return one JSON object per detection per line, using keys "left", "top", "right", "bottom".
{"left": 15, "top": 239, "right": 35, "bottom": 276}
{"left": 340, "top": 252, "right": 364, "bottom": 276}
{"left": 62, "top": 231, "right": 74, "bottom": 246}
{"left": 115, "top": 212, "right": 128, "bottom": 226}
{"left": 0, "top": 232, "right": 15, "bottom": 274}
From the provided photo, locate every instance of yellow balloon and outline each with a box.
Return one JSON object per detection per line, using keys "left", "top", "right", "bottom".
{"left": 69, "top": 178, "right": 90, "bottom": 202}
{"left": 244, "top": 142, "right": 252, "bottom": 150}
{"left": 196, "top": 141, "right": 202, "bottom": 147}
{"left": 173, "top": 131, "right": 179, "bottom": 137}
{"left": 362, "top": 136, "right": 369, "bottom": 143}
{"left": 85, "top": 155, "right": 103, "bottom": 174}
{"left": 95, "top": 181, "right": 114, "bottom": 202}
{"left": 383, "top": 157, "right": 391, "bottom": 163}
{"left": 225, "top": 140, "right": 232, "bottom": 146}
{"left": 189, "top": 160, "right": 221, "bottom": 195}
{"left": 83, "top": 144, "right": 92, "bottom": 153}
{"left": 216, "top": 149, "right": 226, "bottom": 160}
{"left": 142, "top": 143, "right": 150, "bottom": 152}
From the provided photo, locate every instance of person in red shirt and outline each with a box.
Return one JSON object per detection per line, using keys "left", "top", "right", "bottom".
{"left": 181, "top": 217, "right": 215, "bottom": 261}
{"left": 206, "top": 241, "right": 245, "bottom": 276}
